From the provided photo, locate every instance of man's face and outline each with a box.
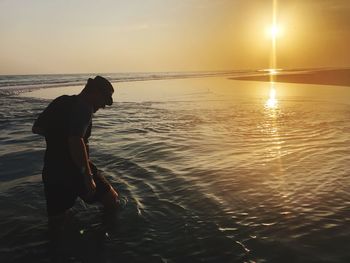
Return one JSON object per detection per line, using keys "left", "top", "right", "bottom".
{"left": 92, "top": 90, "right": 113, "bottom": 113}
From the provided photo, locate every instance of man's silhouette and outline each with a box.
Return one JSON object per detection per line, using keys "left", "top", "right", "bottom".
{"left": 32, "top": 76, "right": 119, "bottom": 229}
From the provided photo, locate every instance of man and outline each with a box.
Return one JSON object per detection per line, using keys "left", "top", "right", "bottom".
{"left": 32, "top": 76, "right": 119, "bottom": 228}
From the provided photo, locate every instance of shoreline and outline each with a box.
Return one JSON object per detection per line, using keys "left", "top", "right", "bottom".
{"left": 230, "top": 68, "right": 350, "bottom": 87}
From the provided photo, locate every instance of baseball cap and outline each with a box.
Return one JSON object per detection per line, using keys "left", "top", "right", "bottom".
{"left": 88, "top": 76, "right": 114, "bottom": 105}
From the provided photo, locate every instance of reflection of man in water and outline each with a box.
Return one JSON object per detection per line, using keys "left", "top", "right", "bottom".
{"left": 32, "top": 76, "right": 119, "bottom": 229}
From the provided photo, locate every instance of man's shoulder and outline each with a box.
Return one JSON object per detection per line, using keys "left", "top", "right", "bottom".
{"left": 71, "top": 96, "right": 92, "bottom": 120}
{"left": 53, "top": 94, "right": 76, "bottom": 104}
{"left": 48, "top": 95, "right": 77, "bottom": 109}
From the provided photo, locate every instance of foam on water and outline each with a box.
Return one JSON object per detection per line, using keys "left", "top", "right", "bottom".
{"left": 0, "top": 71, "right": 254, "bottom": 97}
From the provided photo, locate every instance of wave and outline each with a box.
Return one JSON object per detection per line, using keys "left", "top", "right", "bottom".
{"left": 0, "top": 70, "right": 255, "bottom": 97}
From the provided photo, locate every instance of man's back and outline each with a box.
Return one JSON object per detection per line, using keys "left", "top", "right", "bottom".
{"left": 35, "top": 95, "right": 91, "bottom": 170}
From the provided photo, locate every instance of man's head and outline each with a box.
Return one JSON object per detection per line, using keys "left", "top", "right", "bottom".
{"left": 82, "top": 76, "right": 114, "bottom": 112}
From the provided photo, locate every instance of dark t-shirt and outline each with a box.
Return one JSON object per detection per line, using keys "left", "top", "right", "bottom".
{"left": 35, "top": 95, "right": 92, "bottom": 174}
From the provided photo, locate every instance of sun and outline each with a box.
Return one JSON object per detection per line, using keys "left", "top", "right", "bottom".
{"left": 266, "top": 24, "right": 282, "bottom": 40}
{"left": 270, "top": 25, "right": 279, "bottom": 39}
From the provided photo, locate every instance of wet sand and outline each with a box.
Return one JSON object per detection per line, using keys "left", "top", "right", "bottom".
{"left": 231, "top": 68, "right": 350, "bottom": 87}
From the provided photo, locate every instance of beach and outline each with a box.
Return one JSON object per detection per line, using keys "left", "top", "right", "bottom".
{"left": 231, "top": 68, "right": 350, "bottom": 87}
{"left": 1, "top": 71, "right": 350, "bottom": 262}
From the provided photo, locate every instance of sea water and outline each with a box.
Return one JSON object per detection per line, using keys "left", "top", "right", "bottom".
{"left": 0, "top": 73, "right": 349, "bottom": 262}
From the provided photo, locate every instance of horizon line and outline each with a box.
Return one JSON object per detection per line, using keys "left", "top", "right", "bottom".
{"left": 1, "top": 66, "right": 350, "bottom": 77}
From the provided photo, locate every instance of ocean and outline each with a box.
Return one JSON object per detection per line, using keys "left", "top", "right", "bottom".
{"left": 0, "top": 71, "right": 349, "bottom": 262}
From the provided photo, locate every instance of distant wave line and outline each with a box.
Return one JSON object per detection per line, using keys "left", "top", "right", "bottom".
{"left": 0, "top": 70, "right": 255, "bottom": 97}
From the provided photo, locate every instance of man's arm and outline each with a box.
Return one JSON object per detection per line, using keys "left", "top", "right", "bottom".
{"left": 68, "top": 136, "right": 96, "bottom": 200}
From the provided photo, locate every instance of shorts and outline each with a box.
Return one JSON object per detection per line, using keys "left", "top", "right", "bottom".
{"left": 42, "top": 164, "right": 113, "bottom": 217}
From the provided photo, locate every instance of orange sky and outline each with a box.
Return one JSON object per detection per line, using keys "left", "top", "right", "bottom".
{"left": 0, "top": 0, "right": 349, "bottom": 74}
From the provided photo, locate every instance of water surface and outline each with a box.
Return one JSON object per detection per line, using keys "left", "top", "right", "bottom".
{"left": 1, "top": 76, "right": 349, "bottom": 262}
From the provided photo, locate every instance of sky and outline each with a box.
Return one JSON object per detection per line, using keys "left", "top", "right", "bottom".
{"left": 0, "top": 0, "right": 349, "bottom": 74}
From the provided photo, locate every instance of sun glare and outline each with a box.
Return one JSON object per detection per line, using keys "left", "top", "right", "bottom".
{"left": 269, "top": 25, "right": 279, "bottom": 39}
{"left": 266, "top": 24, "right": 283, "bottom": 40}
{"left": 269, "top": 68, "right": 278, "bottom": 75}
{"left": 265, "top": 0, "right": 279, "bottom": 109}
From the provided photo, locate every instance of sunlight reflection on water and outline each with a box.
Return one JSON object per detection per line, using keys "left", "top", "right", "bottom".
{"left": 265, "top": 82, "right": 278, "bottom": 109}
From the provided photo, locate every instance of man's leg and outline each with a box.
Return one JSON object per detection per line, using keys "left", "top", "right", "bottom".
{"left": 43, "top": 169, "right": 77, "bottom": 234}
{"left": 44, "top": 181, "right": 77, "bottom": 235}
{"left": 48, "top": 209, "right": 72, "bottom": 235}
